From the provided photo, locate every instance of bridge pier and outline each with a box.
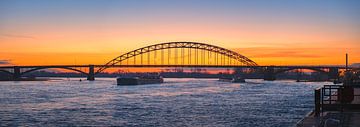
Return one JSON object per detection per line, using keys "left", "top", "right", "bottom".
{"left": 87, "top": 65, "right": 95, "bottom": 81}
{"left": 328, "top": 68, "right": 339, "bottom": 80}
{"left": 264, "top": 67, "right": 276, "bottom": 81}
{"left": 13, "top": 66, "right": 21, "bottom": 81}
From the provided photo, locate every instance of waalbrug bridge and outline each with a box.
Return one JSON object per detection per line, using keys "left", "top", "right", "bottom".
{"left": 0, "top": 42, "right": 354, "bottom": 81}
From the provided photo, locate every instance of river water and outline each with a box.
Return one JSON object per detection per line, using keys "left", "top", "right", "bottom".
{"left": 0, "top": 78, "right": 331, "bottom": 126}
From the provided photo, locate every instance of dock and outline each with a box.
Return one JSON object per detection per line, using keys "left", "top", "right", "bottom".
{"left": 297, "top": 86, "right": 360, "bottom": 127}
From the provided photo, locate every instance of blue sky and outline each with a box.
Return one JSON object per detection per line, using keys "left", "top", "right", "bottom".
{"left": 1, "top": 0, "right": 359, "bottom": 27}
{"left": 0, "top": 0, "right": 359, "bottom": 65}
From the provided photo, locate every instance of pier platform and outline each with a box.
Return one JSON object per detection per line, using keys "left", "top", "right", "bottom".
{"left": 297, "top": 87, "right": 360, "bottom": 127}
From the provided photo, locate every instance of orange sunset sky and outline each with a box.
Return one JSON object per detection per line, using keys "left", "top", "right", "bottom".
{"left": 0, "top": 0, "right": 359, "bottom": 66}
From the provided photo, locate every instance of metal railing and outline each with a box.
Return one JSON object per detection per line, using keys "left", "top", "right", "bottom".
{"left": 321, "top": 85, "right": 343, "bottom": 105}
{"left": 315, "top": 85, "right": 343, "bottom": 116}
{"left": 314, "top": 85, "right": 360, "bottom": 116}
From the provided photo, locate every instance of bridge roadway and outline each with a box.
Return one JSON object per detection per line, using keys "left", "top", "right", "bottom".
{"left": 0, "top": 65, "right": 349, "bottom": 81}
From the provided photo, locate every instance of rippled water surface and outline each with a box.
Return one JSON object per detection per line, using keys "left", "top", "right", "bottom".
{"left": 0, "top": 78, "right": 331, "bottom": 126}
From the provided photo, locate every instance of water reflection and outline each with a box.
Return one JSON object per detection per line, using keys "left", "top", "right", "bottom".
{"left": 0, "top": 78, "right": 331, "bottom": 126}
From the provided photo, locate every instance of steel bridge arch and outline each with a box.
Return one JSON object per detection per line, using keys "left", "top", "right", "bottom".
{"left": 21, "top": 67, "right": 88, "bottom": 76}
{"left": 96, "top": 42, "right": 258, "bottom": 73}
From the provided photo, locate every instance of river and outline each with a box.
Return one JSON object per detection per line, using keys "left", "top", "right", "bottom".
{"left": 0, "top": 78, "right": 331, "bottom": 126}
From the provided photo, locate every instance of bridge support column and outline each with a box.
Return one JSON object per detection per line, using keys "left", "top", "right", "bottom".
{"left": 328, "top": 68, "right": 339, "bottom": 80}
{"left": 264, "top": 67, "right": 276, "bottom": 81}
{"left": 13, "top": 66, "right": 21, "bottom": 81}
{"left": 87, "top": 65, "right": 95, "bottom": 81}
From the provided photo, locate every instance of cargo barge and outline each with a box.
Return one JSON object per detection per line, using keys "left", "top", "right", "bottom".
{"left": 218, "top": 76, "right": 245, "bottom": 83}
{"left": 116, "top": 75, "right": 164, "bottom": 85}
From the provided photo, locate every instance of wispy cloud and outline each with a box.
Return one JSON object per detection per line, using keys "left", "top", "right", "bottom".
{"left": 351, "top": 63, "right": 360, "bottom": 67}
{"left": 232, "top": 47, "right": 323, "bottom": 58}
{"left": 0, "top": 60, "right": 11, "bottom": 65}
{"left": 251, "top": 51, "right": 322, "bottom": 58}
{"left": 0, "top": 34, "right": 36, "bottom": 39}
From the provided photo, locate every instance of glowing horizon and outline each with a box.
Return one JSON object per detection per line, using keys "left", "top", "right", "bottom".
{"left": 1, "top": 0, "right": 359, "bottom": 67}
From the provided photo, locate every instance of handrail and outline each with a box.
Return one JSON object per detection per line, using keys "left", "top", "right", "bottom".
{"left": 314, "top": 85, "right": 359, "bottom": 116}
{"left": 315, "top": 85, "right": 344, "bottom": 116}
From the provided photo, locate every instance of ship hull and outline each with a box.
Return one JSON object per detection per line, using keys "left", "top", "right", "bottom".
{"left": 117, "top": 77, "right": 164, "bottom": 85}
{"left": 218, "top": 77, "right": 245, "bottom": 83}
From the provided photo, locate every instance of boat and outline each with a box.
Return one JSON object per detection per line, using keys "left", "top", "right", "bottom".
{"left": 117, "top": 75, "right": 164, "bottom": 85}
{"left": 218, "top": 76, "right": 245, "bottom": 83}
{"left": 232, "top": 77, "right": 246, "bottom": 83}
{"left": 218, "top": 77, "right": 233, "bottom": 82}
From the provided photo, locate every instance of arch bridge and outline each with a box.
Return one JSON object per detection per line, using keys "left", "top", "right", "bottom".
{"left": 0, "top": 42, "right": 352, "bottom": 81}
{"left": 262, "top": 66, "right": 343, "bottom": 81}
{"left": 96, "top": 41, "right": 258, "bottom": 73}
